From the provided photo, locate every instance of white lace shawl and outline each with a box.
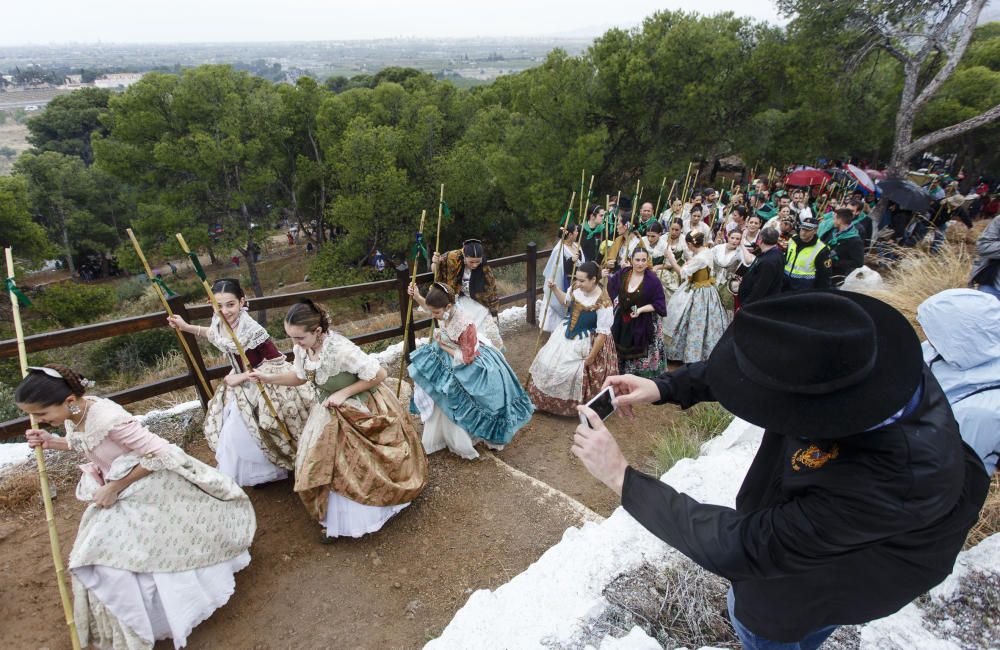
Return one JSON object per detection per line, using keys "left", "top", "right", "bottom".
{"left": 206, "top": 310, "right": 270, "bottom": 356}
{"left": 64, "top": 397, "right": 133, "bottom": 453}
{"left": 680, "top": 248, "right": 716, "bottom": 279}
{"left": 437, "top": 304, "right": 477, "bottom": 347}
{"left": 293, "top": 332, "right": 381, "bottom": 385}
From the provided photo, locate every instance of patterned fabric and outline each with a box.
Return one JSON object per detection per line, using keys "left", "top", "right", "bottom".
{"left": 206, "top": 310, "right": 270, "bottom": 357}
{"left": 203, "top": 356, "right": 315, "bottom": 470}
{"left": 293, "top": 332, "right": 381, "bottom": 389}
{"left": 65, "top": 399, "right": 255, "bottom": 574}
{"left": 664, "top": 249, "right": 731, "bottom": 363}
{"left": 436, "top": 249, "right": 499, "bottom": 315}
{"left": 528, "top": 334, "right": 618, "bottom": 417}
{"left": 294, "top": 383, "right": 427, "bottom": 517}
{"left": 408, "top": 305, "right": 534, "bottom": 446}
{"left": 293, "top": 335, "right": 427, "bottom": 521}
{"left": 620, "top": 318, "right": 667, "bottom": 377}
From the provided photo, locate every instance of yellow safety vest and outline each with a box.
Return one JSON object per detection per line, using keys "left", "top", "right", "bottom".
{"left": 784, "top": 238, "right": 826, "bottom": 280}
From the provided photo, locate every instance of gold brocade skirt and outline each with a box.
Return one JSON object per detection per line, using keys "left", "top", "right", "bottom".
{"left": 294, "top": 384, "right": 428, "bottom": 523}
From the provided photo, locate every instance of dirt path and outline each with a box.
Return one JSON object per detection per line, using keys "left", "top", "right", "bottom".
{"left": 0, "top": 327, "right": 676, "bottom": 648}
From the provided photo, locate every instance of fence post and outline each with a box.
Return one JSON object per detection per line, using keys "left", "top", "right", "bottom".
{"left": 167, "top": 295, "right": 212, "bottom": 409}
{"left": 395, "top": 262, "right": 416, "bottom": 360}
{"left": 525, "top": 242, "right": 537, "bottom": 327}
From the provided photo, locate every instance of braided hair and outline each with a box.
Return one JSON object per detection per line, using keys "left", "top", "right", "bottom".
{"left": 426, "top": 282, "right": 455, "bottom": 309}
{"left": 15, "top": 364, "right": 90, "bottom": 406}
{"left": 285, "top": 298, "right": 330, "bottom": 333}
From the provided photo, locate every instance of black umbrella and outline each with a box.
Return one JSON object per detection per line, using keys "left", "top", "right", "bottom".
{"left": 877, "top": 178, "right": 932, "bottom": 213}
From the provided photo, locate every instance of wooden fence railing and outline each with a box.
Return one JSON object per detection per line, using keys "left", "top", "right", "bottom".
{"left": 1, "top": 243, "right": 551, "bottom": 439}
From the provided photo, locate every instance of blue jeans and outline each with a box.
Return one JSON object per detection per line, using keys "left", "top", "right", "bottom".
{"left": 727, "top": 588, "right": 837, "bottom": 650}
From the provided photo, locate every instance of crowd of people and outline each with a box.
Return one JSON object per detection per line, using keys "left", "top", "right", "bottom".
{"left": 12, "top": 166, "right": 1000, "bottom": 649}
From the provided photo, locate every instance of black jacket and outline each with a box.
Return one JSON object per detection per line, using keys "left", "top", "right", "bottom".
{"left": 738, "top": 246, "right": 784, "bottom": 306}
{"left": 828, "top": 229, "right": 865, "bottom": 285}
{"left": 622, "top": 363, "right": 989, "bottom": 642}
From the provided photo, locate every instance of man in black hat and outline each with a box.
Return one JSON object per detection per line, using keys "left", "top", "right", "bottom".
{"left": 737, "top": 228, "right": 783, "bottom": 307}
{"left": 783, "top": 214, "right": 831, "bottom": 290}
{"left": 572, "top": 292, "right": 988, "bottom": 650}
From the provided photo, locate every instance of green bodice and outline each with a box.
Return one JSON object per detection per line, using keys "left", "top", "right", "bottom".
{"left": 313, "top": 370, "right": 371, "bottom": 404}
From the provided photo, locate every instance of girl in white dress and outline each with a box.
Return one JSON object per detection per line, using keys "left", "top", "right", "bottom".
{"left": 250, "top": 300, "right": 426, "bottom": 541}
{"left": 167, "top": 278, "right": 314, "bottom": 486}
{"left": 17, "top": 364, "right": 255, "bottom": 650}
{"left": 528, "top": 261, "right": 619, "bottom": 416}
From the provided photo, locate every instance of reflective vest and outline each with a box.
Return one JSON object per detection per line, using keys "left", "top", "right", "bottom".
{"left": 784, "top": 237, "right": 826, "bottom": 281}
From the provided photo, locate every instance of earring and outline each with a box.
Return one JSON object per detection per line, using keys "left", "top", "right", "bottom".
{"left": 68, "top": 404, "right": 81, "bottom": 415}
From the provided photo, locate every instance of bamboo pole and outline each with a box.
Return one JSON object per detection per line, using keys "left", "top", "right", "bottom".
{"left": 429, "top": 185, "right": 445, "bottom": 341}
{"left": 652, "top": 176, "right": 667, "bottom": 217}
{"left": 664, "top": 179, "right": 678, "bottom": 211}
{"left": 532, "top": 191, "right": 576, "bottom": 357}
{"left": 567, "top": 175, "right": 594, "bottom": 287}
{"left": 175, "top": 234, "right": 292, "bottom": 442}
{"left": 5, "top": 248, "right": 82, "bottom": 650}
{"left": 126, "top": 229, "right": 212, "bottom": 399}
{"left": 579, "top": 169, "right": 586, "bottom": 227}
{"left": 680, "top": 161, "right": 695, "bottom": 205}
{"left": 396, "top": 210, "right": 427, "bottom": 398}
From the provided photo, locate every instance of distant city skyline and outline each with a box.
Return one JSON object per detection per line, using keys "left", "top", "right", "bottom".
{"left": 5, "top": 0, "right": 785, "bottom": 45}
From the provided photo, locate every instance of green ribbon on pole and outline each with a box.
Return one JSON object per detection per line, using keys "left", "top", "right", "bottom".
{"left": 187, "top": 251, "right": 207, "bottom": 281}
{"left": 5, "top": 277, "right": 32, "bottom": 307}
{"left": 150, "top": 275, "right": 177, "bottom": 298}
{"left": 440, "top": 201, "right": 451, "bottom": 219}
{"left": 411, "top": 232, "right": 430, "bottom": 267}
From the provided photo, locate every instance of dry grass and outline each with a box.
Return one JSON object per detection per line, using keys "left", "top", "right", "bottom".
{"left": 967, "top": 473, "right": 1000, "bottom": 550}
{"left": 856, "top": 242, "right": 975, "bottom": 340}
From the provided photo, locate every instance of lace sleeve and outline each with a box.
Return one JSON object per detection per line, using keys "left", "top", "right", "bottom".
{"left": 292, "top": 345, "right": 307, "bottom": 380}
{"left": 596, "top": 306, "right": 614, "bottom": 335}
{"left": 332, "top": 335, "right": 382, "bottom": 382}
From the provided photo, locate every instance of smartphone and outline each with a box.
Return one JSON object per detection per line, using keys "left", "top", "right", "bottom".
{"left": 579, "top": 386, "right": 616, "bottom": 428}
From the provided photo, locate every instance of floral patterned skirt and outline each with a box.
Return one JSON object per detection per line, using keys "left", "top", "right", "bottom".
{"left": 619, "top": 318, "right": 667, "bottom": 378}
{"left": 664, "top": 285, "right": 730, "bottom": 364}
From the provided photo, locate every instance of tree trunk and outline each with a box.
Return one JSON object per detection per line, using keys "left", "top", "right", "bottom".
{"left": 58, "top": 208, "right": 75, "bottom": 277}
{"left": 206, "top": 245, "right": 219, "bottom": 266}
{"left": 240, "top": 203, "right": 267, "bottom": 323}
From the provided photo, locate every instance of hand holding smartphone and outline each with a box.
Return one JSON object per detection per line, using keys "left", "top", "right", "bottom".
{"left": 579, "top": 386, "right": 616, "bottom": 428}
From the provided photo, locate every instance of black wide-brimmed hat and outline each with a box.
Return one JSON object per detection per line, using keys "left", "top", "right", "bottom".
{"left": 706, "top": 291, "right": 923, "bottom": 438}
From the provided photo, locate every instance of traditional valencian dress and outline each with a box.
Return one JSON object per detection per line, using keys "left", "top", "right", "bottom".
{"left": 202, "top": 310, "right": 315, "bottom": 486}
{"left": 658, "top": 234, "right": 688, "bottom": 301}
{"left": 435, "top": 249, "right": 504, "bottom": 350}
{"left": 608, "top": 267, "right": 668, "bottom": 377}
{"left": 409, "top": 303, "right": 534, "bottom": 459}
{"left": 65, "top": 397, "right": 255, "bottom": 650}
{"left": 292, "top": 333, "right": 427, "bottom": 539}
{"left": 663, "top": 248, "right": 730, "bottom": 363}
{"left": 527, "top": 287, "right": 618, "bottom": 416}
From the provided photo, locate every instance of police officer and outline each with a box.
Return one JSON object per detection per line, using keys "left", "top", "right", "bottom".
{"left": 784, "top": 213, "right": 831, "bottom": 290}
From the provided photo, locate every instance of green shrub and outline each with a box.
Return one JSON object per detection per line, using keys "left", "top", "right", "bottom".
{"left": 0, "top": 381, "right": 18, "bottom": 421}
{"left": 87, "top": 328, "right": 177, "bottom": 380}
{"left": 114, "top": 276, "right": 151, "bottom": 304}
{"left": 35, "top": 282, "right": 117, "bottom": 327}
{"left": 652, "top": 402, "right": 734, "bottom": 474}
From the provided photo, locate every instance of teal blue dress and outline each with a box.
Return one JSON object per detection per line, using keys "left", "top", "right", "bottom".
{"left": 408, "top": 307, "right": 533, "bottom": 450}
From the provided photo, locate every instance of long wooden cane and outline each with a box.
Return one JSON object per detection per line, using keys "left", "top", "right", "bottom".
{"left": 174, "top": 234, "right": 292, "bottom": 442}
{"left": 5, "top": 248, "right": 82, "bottom": 650}
{"left": 429, "top": 185, "right": 445, "bottom": 342}
{"left": 532, "top": 192, "right": 576, "bottom": 357}
{"left": 653, "top": 176, "right": 667, "bottom": 217}
{"left": 396, "top": 210, "right": 427, "bottom": 398}
{"left": 126, "top": 229, "right": 212, "bottom": 399}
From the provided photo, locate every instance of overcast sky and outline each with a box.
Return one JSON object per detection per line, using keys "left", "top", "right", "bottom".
{"left": 5, "top": 0, "right": 784, "bottom": 45}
